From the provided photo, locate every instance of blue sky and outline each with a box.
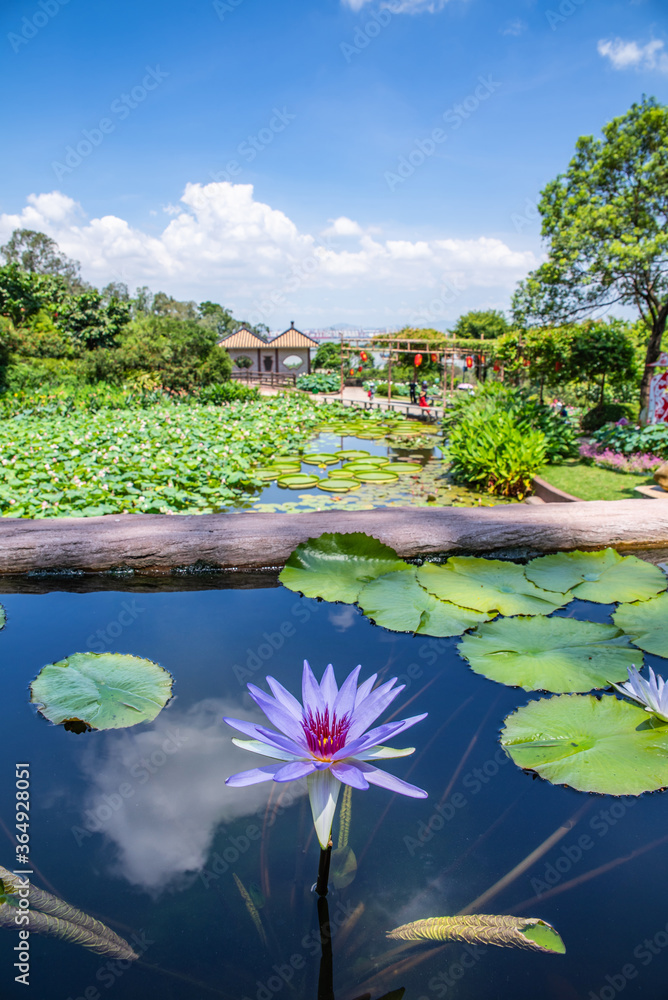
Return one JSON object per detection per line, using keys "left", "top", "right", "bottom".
{"left": 1, "top": 0, "right": 667, "bottom": 328}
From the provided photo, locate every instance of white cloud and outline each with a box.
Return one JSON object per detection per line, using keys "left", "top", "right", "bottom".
{"left": 500, "top": 19, "right": 527, "bottom": 36}
{"left": 343, "top": 0, "right": 459, "bottom": 12}
{"left": 0, "top": 183, "right": 537, "bottom": 326}
{"left": 597, "top": 37, "right": 668, "bottom": 72}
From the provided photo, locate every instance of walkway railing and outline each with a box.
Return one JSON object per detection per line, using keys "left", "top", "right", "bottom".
{"left": 231, "top": 371, "right": 297, "bottom": 388}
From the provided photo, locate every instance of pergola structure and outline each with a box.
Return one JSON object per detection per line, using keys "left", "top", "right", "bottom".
{"left": 337, "top": 335, "right": 490, "bottom": 400}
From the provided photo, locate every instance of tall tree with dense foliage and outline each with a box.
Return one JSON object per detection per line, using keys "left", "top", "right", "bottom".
{"left": 512, "top": 97, "right": 668, "bottom": 417}
{"left": 1, "top": 229, "right": 83, "bottom": 290}
{"left": 450, "top": 309, "right": 509, "bottom": 340}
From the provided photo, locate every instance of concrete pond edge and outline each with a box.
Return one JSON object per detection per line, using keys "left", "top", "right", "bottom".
{"left": 2, "top": 499, "right": 668, "bottom": 576}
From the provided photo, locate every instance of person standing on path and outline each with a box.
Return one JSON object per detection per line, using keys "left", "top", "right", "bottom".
{"left": 409, "top": 376, "right": 417, "bottom": 404}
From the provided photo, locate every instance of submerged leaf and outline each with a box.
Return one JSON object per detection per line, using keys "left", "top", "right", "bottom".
{"left": 458, "top": 616, "right": 640, "bottom": 692}
{"left": 418, "top": 558, "right": 570, "bottom": 616}
{"left": 30, "top": 652, "right": 173, "bottom": 731}
{"left": 613, "top": 594, "right": 668, "bottom": 657}
{"left": 330, "top": 845, "right": 358, "bottom": 889}
{"left": 0, "top": 604, "right": 4, "bottom": 630}
{"left": 501, "top": 694, "right": 668, "bottom": 794}
{"left": 387, "top": 914, "right": 565, "bottom": 954}
{"left": 279, "top": 532, "right": 407, "bottom": 603}
{"left": 524, "top": 549, "right": 666, "bottom": 604}
{"left": 358, "top": 568, "right": 492, "bottom": 636}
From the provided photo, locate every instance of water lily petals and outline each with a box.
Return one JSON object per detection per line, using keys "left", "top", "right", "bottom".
{"left": 226, "top": 764, "right": 284, "bottom": 787}
{"left": 331, "top": 762, "right": 370, "bottom": 789}
{"left": 302, "top": 660, "right": 325, "bottom": 714}
{"left": 355, "top": 745, "right": 416, "bottom": 760}
{"left": 346, "top": 678, "right": 405, "bottom": 740}
{"left": 308, "top": 769, "right": 342, "bottom": 849}
{"left": 265, "top": 676, "right": 304, "bottom": 720}
{"left": 342, "top": 714, "right": 428, "bottom": 757}
{"left": 333, "top": 665, "right": 362, "bottom": 719}
{"left": 231, "top": 738, "right": 298, "bottom": 762}
{"left": 354, "top": 673, "right": 378, "bottom": 707}
{"left": 274, "top": 761, "right": 317, "bottom": 782}
{"left": 247, "top": 684, "right": 307, "bottom": 745}
{"left": 358, "top": 762, "right": 428, "bottom": 798}
{"left": 223, "top": 717, "right": 305, "bottom": 757}
{"left": 320, "top": 664, "right": 339, "bottom": 707}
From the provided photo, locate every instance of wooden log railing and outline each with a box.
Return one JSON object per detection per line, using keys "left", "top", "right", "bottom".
{"left": 231, "top": 371, "right": 297, "bottom": 388}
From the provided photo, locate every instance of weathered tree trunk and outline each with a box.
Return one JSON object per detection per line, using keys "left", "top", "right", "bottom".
{"left": 639, "top": 309, "right": 668, "bottom": 418}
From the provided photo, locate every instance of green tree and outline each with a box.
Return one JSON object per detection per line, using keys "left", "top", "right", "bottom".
{"left": 450, "top": 309, "right": 509, "bottom": 340}
{"left": 55, "top": 290, "right": 131, "bottom": 350}
{"left": 0, "top": 229, "right": 83, "bottom": 290}
{"left": 0, "top": 263, "right": 67, "bottom": 325}
{"left": 512, "top": 97, "right": 668, "bottom": 417}
{"left": 567, "top": 319, "right": 636, "bottom": 405}
{"left": 313, "top": 340, "right": 344, "bottom": 369}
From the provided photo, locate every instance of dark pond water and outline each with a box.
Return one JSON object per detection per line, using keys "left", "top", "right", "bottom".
{"left": 1, "top": 578, "right": 667, "bottom": 999}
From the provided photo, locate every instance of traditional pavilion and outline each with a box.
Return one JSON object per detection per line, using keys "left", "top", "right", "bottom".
{"left": 219, "top": 322, "right": 317, "bottom": 374}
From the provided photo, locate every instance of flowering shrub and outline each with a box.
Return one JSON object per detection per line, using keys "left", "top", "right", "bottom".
{"left": 591, "top": 419, "right": 668, "bottom": 459}
{"left": 579, "top": 442, "right": 663, "bottom": 474}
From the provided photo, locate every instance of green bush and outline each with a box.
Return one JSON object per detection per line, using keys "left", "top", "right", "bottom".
{"left": 447, "top": 407, "right": 547, "bottom": 498}
{"left": 197, "top": 381, "right": 259, "bottom": 404}
{"left": 297, "top": 372, "right": 340, "bottom": 393}
{"left": 581, "top": 402, "right": 634, "bottom": 433}
{"left": 591, "top": 420, "right": 668, "bottom": 459}
{"left": 4, "top": 357, "right": 87, "bottom": 391}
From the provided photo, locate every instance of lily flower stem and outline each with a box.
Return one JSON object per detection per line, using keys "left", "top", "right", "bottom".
{"left": 316, "top": 845, "right": 332, "bottom": 897}
{"left": 317, "top": 895, "right": 335, "bottom": 1000}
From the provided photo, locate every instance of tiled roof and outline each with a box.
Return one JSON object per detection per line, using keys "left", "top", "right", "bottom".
{"left": 219, "top": 328, "right": 267, "bottom": 349}
{"left": 271, "top": 322, "right": 318, "bottom": 348}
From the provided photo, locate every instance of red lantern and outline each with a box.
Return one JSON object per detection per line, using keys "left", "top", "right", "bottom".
{"left": 430, "top": 353, "right": 438, "bottom": 363}
{"left": 555, "top": 361, "right": 562, "bottom": 372}
{"left": 360, "top": 351, "right": 368, "bottom": 362}
{"left": 523, "top": 358, "right": 530, "bottom": 367}
{"left": 414, "top": 353, "right": 423, "bottom": 367}
{"left": 357, "top": 366, "right": 363, "bottom": 373}
{"left": 465, "top": 356, "right": 473, "bottom": 369}
{"left": 493, "top": 361, "right": 500, "bottom": 372}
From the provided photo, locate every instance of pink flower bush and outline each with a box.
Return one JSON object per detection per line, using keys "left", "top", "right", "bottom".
{"left": 579, "top": 443, "right": 663, "bottom": 474}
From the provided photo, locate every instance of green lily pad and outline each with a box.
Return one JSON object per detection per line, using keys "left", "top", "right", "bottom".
{"left": 301, "top": 453, "right": 340, "bottom": 466}
{"left": 30, "top": 653, "right": 173, "bottom": 732}
{"left": 358, "top": 568, "right": 492, "bottom": 636}
{"left": 328, "top": 469, "right": 358, "bottom": 479}
{"left": 335, "top": 450, "right": 371, "bottom": 460}
{"left": 501, "top": 693, "right": 668, "bottom": 794}
{"left": 613, "top": 593, "right": 668, "bottom": 657}
{"left": 383, "top": 462, "right": 422, "bottom": 474}
{"left": 341, "top": 461, "right": 388, "bottom": 473}
{"left": 279, "top": 532, "right": 408, "bottom": 603}
{"left": 418, "top": 558, "right": 570, "bottom": 616}
{"left": 352, "top": 470, "right": 399, "bottom": 484}
{"left": 524, "top": 549, "right": 666, "bottom": 604}
{"left": 0, "top": 605, "right": 4, "bottom": 630}
{"left": 254, "top": 467, "right": 286, "bottom": 481}
{"left": 317, "top": 478, "right": 361, "bottom": 493}
{"left": 458, "top": 616, "right": 640, "bottom": 692}
{"left": 277, "top": 474, "right": 320, "bottom": 489}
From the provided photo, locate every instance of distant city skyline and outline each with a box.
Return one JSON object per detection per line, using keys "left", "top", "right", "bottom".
{"left": 1, "top": 0, "right": 667, "bottom": 327}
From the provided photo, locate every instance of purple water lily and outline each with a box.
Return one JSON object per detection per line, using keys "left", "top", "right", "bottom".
{"left": 613, "top": 665, "right": 668, "bottom": 723}
{"left": 225, "top": 661, "right": 428, "bottom": 849}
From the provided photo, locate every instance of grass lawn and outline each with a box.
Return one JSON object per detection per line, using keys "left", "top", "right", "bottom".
{"left": 539, "top": 459, "right": 656, "bottom": 501}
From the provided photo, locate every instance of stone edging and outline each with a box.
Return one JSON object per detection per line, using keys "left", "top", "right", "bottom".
{"left": 2, "top": 500, "right": 668, "bottom": 575}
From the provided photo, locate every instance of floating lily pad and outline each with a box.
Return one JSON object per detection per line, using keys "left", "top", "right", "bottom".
{"left": 383, "top": 462, "right": 422, "bottom": 474}
{"left": 500, "top": 693, "right": 668, "bottom": 794}
{"left": 341, "top": 460, "right": 389, "bottom": 472}
{"left": 328, "top": 469, "right": 358, "bottom": 479}
{"left": 524, "top": 549, "right": 666, "bottom": 604}
{"left": 0, "top": 605, "right": 4, "bottom": 630}
{"left": 277, "top": 474, "right": 320, "bottom": 489}
{"left": 335, "top": 450, "right": 370, "bottom": 460}
{"left": 358, "top": 568, "right": 492, "bottom": 636}
{"left": 254, "top": 467, "right": 286, "bottom": 481}
{"left": 317, "top": 478, "right": 361, "bottom": 493}
{"left": 301, "top": 453, "right": 340, "bottom": 466}
{"left": 279, "top": 532, "right": 407, "bottom": 602}
{"left": 419, "top": 558, "right": 570, "bottom": 616}
{"left": 30, "top": 653, "right": 173, "bottom": 732}
{"left": 387, "top": 914, "right": 565, "bottom": 954}
{"left": 613, "top": 593, "right": 668, "bottom": 657}
{"left": 352, "top": 470, "right": 399, "bottom": 484}
{"left": 458, "top": 617, "right": 640, "bottom": 692}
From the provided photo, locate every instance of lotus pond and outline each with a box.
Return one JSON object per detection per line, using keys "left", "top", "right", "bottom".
{"left": 1, "top": 540, "right": 668, "bottom": 999}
